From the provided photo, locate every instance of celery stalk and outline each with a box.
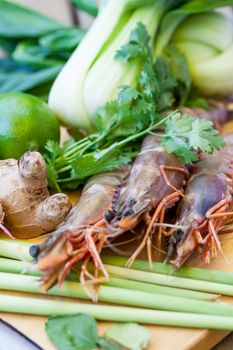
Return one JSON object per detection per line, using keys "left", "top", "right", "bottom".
{"left": 0, "top": 272, "right": 231, "bottom": 317}
{"left": 2, "top": 294, "right": 233, "bottom": 330}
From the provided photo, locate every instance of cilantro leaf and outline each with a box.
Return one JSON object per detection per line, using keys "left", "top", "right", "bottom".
{"left": 162, "top": 113, "right": 225, "bottom": 164}
{"left": 115, "top": 22, "right": 151, "bottom": 62}
{"left": 118, "top": 85, "right": 139, "bottom": 103}
{"left": 186, "top": 118, "right": 225, "bottom": 153}
{"left": 70, "top": 145, "right": 132, "bottom": 180}
{"left": 162, "top": 45, "right": 192, "bottom": 106}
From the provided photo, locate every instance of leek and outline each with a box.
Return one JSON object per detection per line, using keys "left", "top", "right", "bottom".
{"left": 0, "top": 272, "right": 230, "bottom": 316}
{"left": 0, "top": 257, "right": 219, "bottom": 301}
{"left": 2, "top": 294, "right": 233, "bottom": 330}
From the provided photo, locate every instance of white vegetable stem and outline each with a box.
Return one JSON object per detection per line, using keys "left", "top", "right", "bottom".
{"left": 49, "top": 0, "right": 171, "bottom": 130}
{"left": 2, "top": 294, "right": 233, "bottom": 330}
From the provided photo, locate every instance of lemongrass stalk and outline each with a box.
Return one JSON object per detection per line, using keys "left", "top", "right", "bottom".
{"left": 2, "top": 294, "right": 233, "bottom": 330}
{"left": 103, "top": 264, "right": 233, "bottom": 296}
{"left": 0, "top": 258, "right": 218, "bottom": 301}
{"left": 0, "top": 240, "right": 31, "bottom": 262}
{"left": 0, "top": 272, "right": 231, "bottom": 317}
{"left": 105, "top": 278, "right": 219, "bottom": 301}
{"left": 102, "top": 256, "right": 233, "bottom": 286}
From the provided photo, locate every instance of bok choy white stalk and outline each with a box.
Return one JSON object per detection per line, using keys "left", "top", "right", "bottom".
{"left": 49, "top": 0, "right": 179, "bottom": 130}
{"left": 171, "top": 12, "right": 233, "bottom": 95}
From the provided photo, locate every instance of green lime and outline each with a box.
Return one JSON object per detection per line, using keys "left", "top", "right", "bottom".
{"left": 0, "top": 92, "right": 60, "bottom": 159}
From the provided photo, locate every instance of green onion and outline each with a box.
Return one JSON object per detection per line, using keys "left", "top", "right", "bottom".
{"left": 1, "top": 294, "right": 233, "bottom": 330}
{"left": 0, "top": 258, "right": 218, "bottom": 301}
{"left": 102, "top": 256, "right": 233, "bottom": 285}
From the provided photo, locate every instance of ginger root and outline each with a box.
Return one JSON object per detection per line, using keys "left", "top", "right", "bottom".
{"left": 0, "top": 151, "right": 72, "bottom": 238}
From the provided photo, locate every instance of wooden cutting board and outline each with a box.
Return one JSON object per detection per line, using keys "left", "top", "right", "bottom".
{"left": 2, "top": 124, "right": 233, "bottom": 349}
{"left": 1, "top": 231, "right": 233, "bottom": 350}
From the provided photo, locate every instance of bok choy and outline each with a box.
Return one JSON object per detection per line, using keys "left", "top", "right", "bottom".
{"left": 49, "top": 0, "right": 233, "bottom": 131}
{"left": 49, "top": 0, "right": 180, "bottom": 130}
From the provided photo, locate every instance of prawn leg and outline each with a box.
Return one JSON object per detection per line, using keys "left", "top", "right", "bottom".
{"left": 127, "top": 191, "right": 180, "bottom": 267}
{"left": 160, "top": 165, "right": 188, "bottom": 200}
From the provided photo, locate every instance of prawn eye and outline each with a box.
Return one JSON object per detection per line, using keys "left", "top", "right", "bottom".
{"left": 30, "top": 245, "right": 40, "bottom": 258}
{"left": 104, "top": 210, "right": 115, "bottom": 222}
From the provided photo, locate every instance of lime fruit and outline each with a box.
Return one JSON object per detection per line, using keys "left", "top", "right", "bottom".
{"left": 0, "top": 92, "right": 60, "bottom": 159}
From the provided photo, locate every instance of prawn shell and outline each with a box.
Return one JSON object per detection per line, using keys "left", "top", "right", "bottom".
{"left": 111, "top": 135, "right": 186, "bottom": 226}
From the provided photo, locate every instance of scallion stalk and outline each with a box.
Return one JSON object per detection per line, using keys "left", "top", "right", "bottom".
{"left": 0, "top": 258, "right": 218, "bottom": 301}
{"left": 0, "top": 272, "right": 231, "bottom": 317}
{"left": 1, "top": 294, "right": 233, "bottom": 330}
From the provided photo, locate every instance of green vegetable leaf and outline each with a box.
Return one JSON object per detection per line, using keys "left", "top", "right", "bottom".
{"left": 40, "top": 28, "right": 86, "bottom": 52}
{"left": 186, "top": 118, "right": 225, "bottom": 153}
{"left": 104, "top": 323, "right": 151, "bottom": 350}
{"left": 174, "top": 0, "right": 233, "bottom": 14}
{"left": 70, "top": 145, "right": 132, "bottom": 180}
{"left": 162, "top": 45, "right": 191, "bottom": 106}
{"left": 46, "top": 314, "right": 98, "bottom": 350}
{"left": 72, "top": 0, "right": 98, "bottom": 16}
{"left": 115, "top": 22, "right": 151, "bottom": 62}
{"left": 13, "top": 41, "right": 63, "bottom": 69}
{"left": 0, "top": 64, "right": 62, "bottom": 93}
{"left": 162, "top": 135, "right": 198, "bottom": 164}
{"left": 162, "top": 113, "right": 225, "bottom": 163}
{"left": 0, "top": 0, "right": 61, "bottom": 38}
{"left": 118, "top": 85, "right": 139, "bottom": 104}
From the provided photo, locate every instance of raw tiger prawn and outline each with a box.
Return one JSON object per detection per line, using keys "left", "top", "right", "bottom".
{"left": 105, "top": 134, "right": 188, "bottom": 266}
{"left": 30, "top": 167, "right": 129, "bottom": 291}
{"left": 165, "top": 134, "right": 233, "bottom": 268}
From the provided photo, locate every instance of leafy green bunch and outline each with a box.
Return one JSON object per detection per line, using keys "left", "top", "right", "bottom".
{"left": 0, "top": 0, "right": 85, "bottom": 99}
{"left": 45, "top": 23, "right": 224, "bottom": 191}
